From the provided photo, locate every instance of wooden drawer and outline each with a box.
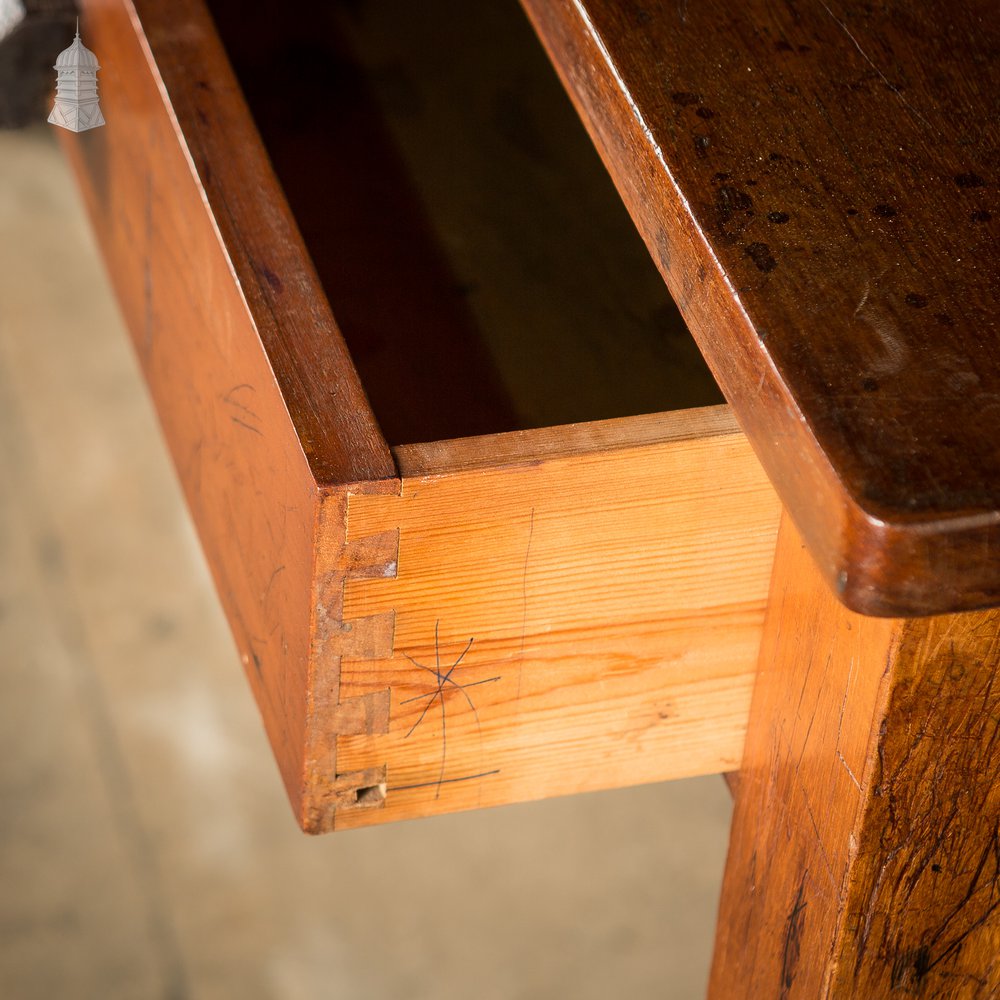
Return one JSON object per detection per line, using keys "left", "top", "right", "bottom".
{"left": 60, "top": 0, "right": 782, "bottom": 831}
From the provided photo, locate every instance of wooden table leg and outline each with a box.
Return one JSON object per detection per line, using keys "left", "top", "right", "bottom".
{"left": 710, "top": 512, "right": 1000, "bottom": 998}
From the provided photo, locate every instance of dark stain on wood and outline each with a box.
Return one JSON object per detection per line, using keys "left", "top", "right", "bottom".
{"left": 745, "top": 242, "right": 777, "bottom": 273}
{"left": 257, "top": 264, "right": 283, "bottom": 295}
{"left": 780, "top": 873, "right": 808, "bottom": 998}
{"left": 836, "top": 614, "right": 1000, "bottom": 996}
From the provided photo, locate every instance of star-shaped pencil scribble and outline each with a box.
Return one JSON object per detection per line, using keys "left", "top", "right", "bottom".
{"left": 397, "top": 620, "right": 501, "bottom": 798}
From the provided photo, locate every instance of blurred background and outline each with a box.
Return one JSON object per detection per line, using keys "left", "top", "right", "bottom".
{"left": 0, "top": 123, "right": 732, "bottom": 998}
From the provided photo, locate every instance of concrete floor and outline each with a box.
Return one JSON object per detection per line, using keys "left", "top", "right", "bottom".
{"left": 0, "top": 127, "right": 733, "bottom": 999}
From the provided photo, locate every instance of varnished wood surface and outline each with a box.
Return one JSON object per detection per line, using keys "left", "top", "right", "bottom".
{"left": 521, "top": 0, "right": 1000, "bottom": 616}
{"left": 711, "top": 513, "right": 1000, "bottom": 997}
{"left": 62, "top": 0, "right": 394, "bottom": 817}
{"left": 128, "top": 0, "right": 393, "bottom": 487}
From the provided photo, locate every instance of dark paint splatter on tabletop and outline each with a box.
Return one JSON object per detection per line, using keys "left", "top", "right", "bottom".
{"left": 745, "top": 242, "right": 777, "bottom": 272}
{"left": 717, "top": 186, "right": 753, "bottom": 220}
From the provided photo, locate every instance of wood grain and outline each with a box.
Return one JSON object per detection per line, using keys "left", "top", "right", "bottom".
{"left": 333, "top": 408, "right": 781, "bottom": 829}
{"left": 61, "top": 0, "right": 394, "bottom": 820}
{"left": 711, "top": 513, "right": 1000, "bottom": 997}
{"left": 61, "top": 0, "right": 773, "bottom": 833}
{"left": 520, "top": 0, "right": 1000, "bottom": 617}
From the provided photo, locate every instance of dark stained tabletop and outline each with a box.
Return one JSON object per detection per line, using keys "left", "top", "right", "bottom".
{"left": 522, "top": 0, "right": 1000, "bottom": 615}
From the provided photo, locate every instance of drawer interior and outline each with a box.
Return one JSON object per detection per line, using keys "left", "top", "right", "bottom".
{"left": 207, "top": 0, "right": 723, "bottom": 446}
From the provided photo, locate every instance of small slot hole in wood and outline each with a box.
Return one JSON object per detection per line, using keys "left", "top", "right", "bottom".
{"left": 354, "top": 783, "right": 387, "bottom": 807}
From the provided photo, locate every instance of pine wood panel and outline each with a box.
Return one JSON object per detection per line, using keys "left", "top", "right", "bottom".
{"left": 711, "top": 513, "right": 1000, "bottom": 997}
{"left": 331, "top": 408, "right": 780, "bottom": 829}
{"left": 520, "top": 0, "right": 1000, "bottom": 617}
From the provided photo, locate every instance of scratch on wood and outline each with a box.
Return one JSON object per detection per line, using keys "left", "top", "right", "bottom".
{"left": 925, "top": 822, "right": 1000, "bottom": 973}
{"left": 815, "top": 0, "right": 935, "bottom": 133}
{"left": 855, "top": 845, "right": 903, "bottom": 975}
{"left": 799, "top": 785, "right": 838, "bottom": 891}
{"left": 837, "top": 749, "right": 862, "bottom": 791}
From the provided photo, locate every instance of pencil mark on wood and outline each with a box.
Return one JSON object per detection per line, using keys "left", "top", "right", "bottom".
{"left": 223, "top": 384, "right": 264, "bottom": 437}
{"left": 401, "top": 621, "right": 500, "bottom": 798}
{"left": 230, "top": 415, "right": 263, "bottom": 436}
{"left": 388, "top": 770, "right": 501, "bottom": 793}
{"left": 261, "top": 564, "right": 284, "bottom": 610}
{"left": 223, "top": 383, "right": 259, "bottom": 419}
{"left": 516, "top": 506, "right": 536, "bottom": 703}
